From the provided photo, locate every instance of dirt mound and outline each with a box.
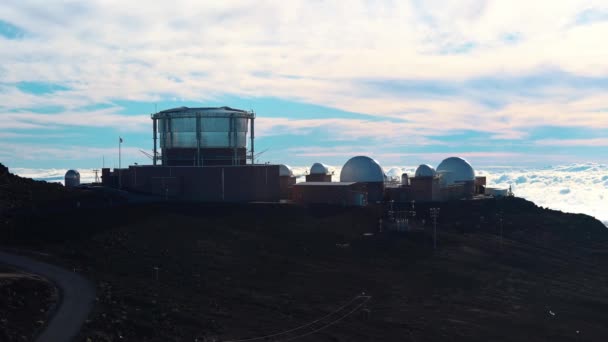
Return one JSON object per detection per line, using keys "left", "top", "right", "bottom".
{"left": 0, "top": 267, "right": 58, "bottom": 342}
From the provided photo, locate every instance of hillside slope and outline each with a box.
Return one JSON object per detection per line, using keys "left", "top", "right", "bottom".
{"left": 5, "top": 197, "right": 606, "bottom": 342}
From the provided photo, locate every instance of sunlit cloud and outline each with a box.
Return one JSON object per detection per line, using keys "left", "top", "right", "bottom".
{"left": 1, "top": 0, "right": 607, "bottom": 169}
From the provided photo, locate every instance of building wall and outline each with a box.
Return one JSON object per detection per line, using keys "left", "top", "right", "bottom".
{"left": 103, "top": 165, "right": 280, "bottom": 202}
{"left": 385, "top": 186, "right": 412, "bottom": 203}
{"left": 279, "top": 176, "right": 297, "bottom": 199}
{"left": 365, "top": 182, "right": 385, "bottom": 203}
{"left": 475, "top": 176, "right": 487, "bottom": 194}
{"left": 163, "top": 147, "right": 247, "bottom": 166}
{"left": 292, "top": 183, "right": 367, "bottom": 206}
{"left": 305, "top": 174, "right": 332, "bottom": 182}
{"left": 440, "top": 184, "right": 466, "bottom": 201}
{"left": 410, "top": 176, "right": 440, "bottom": 202}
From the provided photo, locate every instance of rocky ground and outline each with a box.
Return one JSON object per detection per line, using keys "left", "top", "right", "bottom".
{"left": 2, "top": 162, "right": 608, "bottom": 341}
{"left": 0, "top": 266, "right": 58, "bottom": 342}
{"left": 6, "top": 200, "right": 607, "bottom": 342}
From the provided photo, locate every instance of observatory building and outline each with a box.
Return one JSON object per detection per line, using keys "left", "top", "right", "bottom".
{"left": 436, "top": 157, "right": 475, "bottom": 186}
{"left": 102, "top": 106, "right": 281, "bottom": 202}
{"left": 414, "top": 164, "right": 436, "bottom": 177}
{"left": 279, "top": 164, "right": 297, "bottom": 199}
{"left": 409, "top": 164, "right": 440, "bottom": 202}
{"left": 152, "top": 107, "right": 255, "bottom": 166}
{"left": 306, "top": 163, "right": 332, "bottom": 182}
{"left": 436, "top": 157, "right": 476, "bottom": 199}
{"left": 64, "top": 169, "right": 80, "bottom": 187}
{"left": 340, "top": 156, "right": 385, "bottom": 202}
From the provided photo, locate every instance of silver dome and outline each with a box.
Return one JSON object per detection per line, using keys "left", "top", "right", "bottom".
{"left": 279, "top": 164, "right": 293, "bottom": 177}
{"left": 415, "top": 164, "right": 436, "bottom": 177}
{"left": 436, "top": 157, "right": 475, "bottom": 186}
{"left": 310, "top": 162, "right": 330, "bottom": 175}
{"left": 65, "top": 169, "right": 80, "bottom": 178}
{"left": 386, "top": 167, "right": 403, "bottom": 181}
{"left": 64, "top": 169, "right": 80, "bottom": 187}
{"left": 340, "top": 156, "right": 385, "bottom": 183}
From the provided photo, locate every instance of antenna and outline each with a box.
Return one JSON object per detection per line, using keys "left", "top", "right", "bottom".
{"left": 139, "top": 149, "right": 155, "bottom": 160}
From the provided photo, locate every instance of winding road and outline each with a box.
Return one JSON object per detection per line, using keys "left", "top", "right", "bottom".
{"left": 0, "top": 250, "right": 96, "bottom": 342}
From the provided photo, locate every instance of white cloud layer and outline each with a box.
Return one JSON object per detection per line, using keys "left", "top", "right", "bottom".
{"left": 477, "top": 163, "right": 608, "bottom": 227}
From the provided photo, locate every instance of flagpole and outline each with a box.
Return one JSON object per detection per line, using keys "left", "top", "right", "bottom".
{"left": 118, "top": 137, "right": 122, "bottom": 189}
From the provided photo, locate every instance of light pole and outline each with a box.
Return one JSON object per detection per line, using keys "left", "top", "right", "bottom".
{"left": 497, "top": 210, "right": 504, "bottom": 250}
{"left": 118, "top": 136, "right": 123, "bottom": 188}
{"left": 430, "top": 208, "right": 440, "bottom": 250}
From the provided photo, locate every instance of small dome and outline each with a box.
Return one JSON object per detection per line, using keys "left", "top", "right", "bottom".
{"left": 415, "top": 164, "right": 436, "bottom": 177}
{"left": 436, "top": 157, "right": 475, "bottom": 186}
{"left": 340, "top": 156, "right": 385, "bottom": 183}
{"left": 279, "top": 164, "right": 293, "bottom": 177}
{"left": 310, "top": 162, "right": 330, "bottom": 175}
{"left": 64, "top": 169, "right": 80, "bottom": 187}
{"left": 386, "top": 167, "right": 402, "bottom": 181}
{"left": 65, "top": 169, "right": 80, "bottom": 178}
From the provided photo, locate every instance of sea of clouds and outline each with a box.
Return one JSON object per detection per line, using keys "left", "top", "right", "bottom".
{"left": 10, "top": 163, "right": 607, "bottom": 227}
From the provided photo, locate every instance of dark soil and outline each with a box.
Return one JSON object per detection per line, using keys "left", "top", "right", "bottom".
{"left": 0, "top": 266, "right": 58, "bottom": 342}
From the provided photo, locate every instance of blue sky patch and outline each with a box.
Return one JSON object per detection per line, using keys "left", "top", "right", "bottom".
{"left": 575, "top": 8, "right": 608, "bottom": 26}
{"left": 16, "top": 82, "right": 70, "bottom": 95}
{"left": 0, "top": 19, "right": 25, "bottom": 39}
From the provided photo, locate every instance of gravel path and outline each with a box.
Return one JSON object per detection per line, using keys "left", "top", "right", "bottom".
{"left": 0, "top": 250, "right": 95, "bottom": 342}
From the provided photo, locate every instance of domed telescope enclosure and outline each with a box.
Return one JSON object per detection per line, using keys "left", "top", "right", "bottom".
{"left": 310, "top": 162, "right": 330, "bottom": 175}
{"left": 306, "top": 162, "right": 332, "bottom": 182}
{"left": 152, "top": 106, "right": 255, "bottom": 166}
{"left": 340, "top": 156, "right": 385, "bottom": 202}
{"left": 436, "top": 157, "right": 475, "bottom": 187}
{"left": 65, "top": 169, "right": 80, "bottom": 187}
{"left": 340, "top": 156, "right": 385, "bottom": 183}
{"left": 415, "top": 164, "right": 436, "bottom": 178}
{"left": 279, "top": 164, "right": 294, "bottom": 177}
{"left": 278, "top": 164, "right": 296, "bottom": 200}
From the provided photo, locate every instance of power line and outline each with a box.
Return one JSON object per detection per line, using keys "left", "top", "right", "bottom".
{"left": 280, "top": 298, "right": 371, "bottom": 342}
{"left": 223, "top": 293, "right": 371, "bottom": 342}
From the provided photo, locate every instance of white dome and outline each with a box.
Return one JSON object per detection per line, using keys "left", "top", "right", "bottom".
{"left": 415, "top": 164, "right": 436, "bottom": 177}
{"left": 64, "top": 169, "right": 80, "bottom": 187}
{"left": 279, "top": 164, "right": 293, "bottom": 177}
{"left": 436, "top": 157, "right": 475, "bottom": 186}
{"left": 340, "top": 156, "right": 385, "bottom": 183}
{"left": 65, "top": 169, "right": 80, "bottom": 179}
{"left": 310, "top": 162, "right": 330, "bottom": 175}
{"left": 386, "top": 167, "right": 402, "bottom": 181}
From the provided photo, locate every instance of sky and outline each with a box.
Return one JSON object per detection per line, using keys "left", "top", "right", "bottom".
{"left": 1, "top": 0, "right": 608, "bottom": 170}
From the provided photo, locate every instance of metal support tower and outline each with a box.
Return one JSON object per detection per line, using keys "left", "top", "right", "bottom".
{"left": 250, "top": 112, "right": 255, "bottom": 164}
{"left": 430, "top": 207, "right": 440, "bottom": 250}
{"left": 152, "top": 117, "right": 158, "bottom": 166}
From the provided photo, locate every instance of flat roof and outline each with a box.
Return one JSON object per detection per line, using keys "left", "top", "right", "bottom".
{"left": 294, "top": 182, "right": 358, "bottom": 186}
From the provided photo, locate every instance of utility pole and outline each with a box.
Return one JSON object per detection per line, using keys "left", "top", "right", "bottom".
{"left": 430, "top": 208, "right": 440, "bottom": 250}
{"left": 497, "top": 210, "right": 504, "bottom": 250}
{"left": 118, "top": 137, "right": 123, "bottom": 188}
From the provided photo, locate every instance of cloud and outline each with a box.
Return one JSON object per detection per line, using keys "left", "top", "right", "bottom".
{"left": 1, "top": 143, "right": 145, "bottom": 162}
{"left": 1, "top": 0, "right": 608, "bottom": 169}
{"left": 1, "top": 109, "right": 149, "bottom": 131}
{"left": 535, "top": 138, "right": 608, "bottom": 147}
{"left": 480, "top": 163, "right": 608, "bottom": 225}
